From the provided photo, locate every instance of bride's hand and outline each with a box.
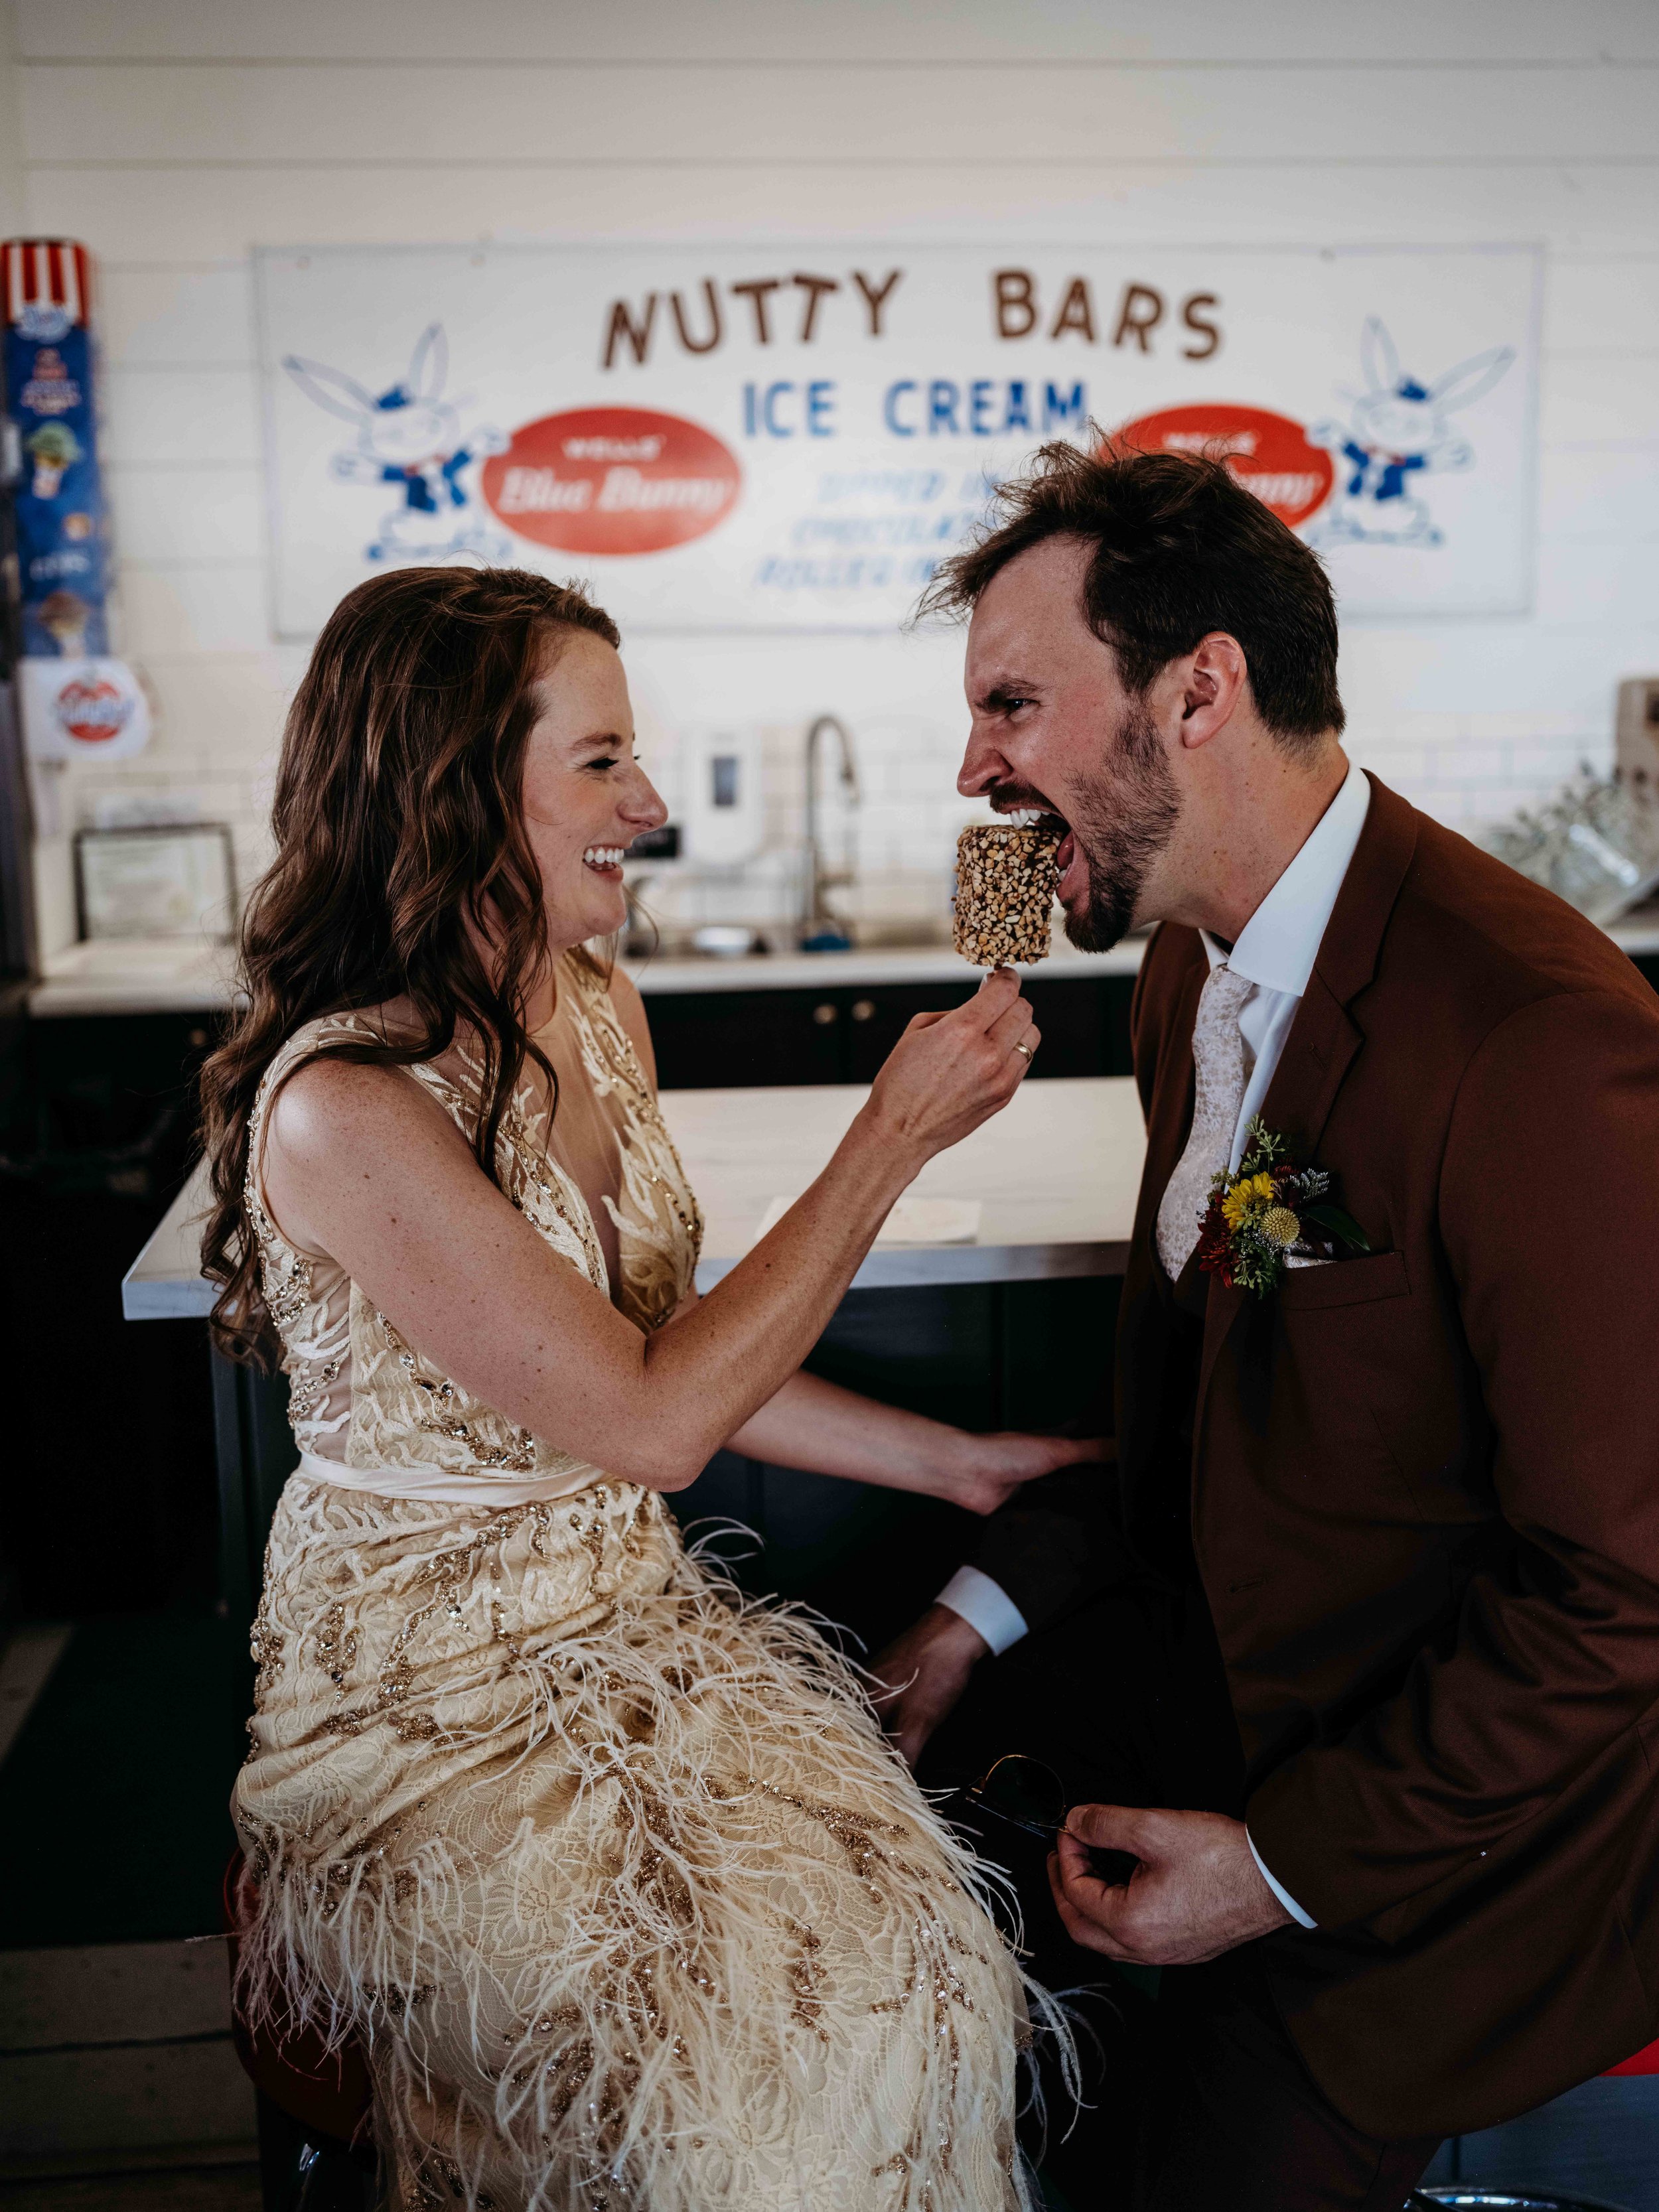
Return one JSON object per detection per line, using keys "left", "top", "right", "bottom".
{"left": 859, "top": 967, "right": 1039, "bottom": 1164}
{"left": 937, "top": 1432, "right": 1112, "bottom": 1517}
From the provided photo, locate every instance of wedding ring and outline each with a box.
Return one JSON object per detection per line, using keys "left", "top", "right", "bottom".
{"left": 1013, "top": 1042, "right": 1033, "bottom": 1060}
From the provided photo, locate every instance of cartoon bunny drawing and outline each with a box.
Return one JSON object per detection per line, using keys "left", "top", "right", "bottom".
{"left": 282, "top": 323, "right": 511, "bottom": 564}
{"left": 1307, "top": 317, "right": 1515, "bottom": 548}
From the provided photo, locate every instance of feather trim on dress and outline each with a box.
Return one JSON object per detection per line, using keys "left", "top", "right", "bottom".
{"left": 232, "top": 965, "right": 1075, "bottom": 2211}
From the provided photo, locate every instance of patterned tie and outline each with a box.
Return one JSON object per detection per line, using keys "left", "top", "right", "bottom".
{"left": 1155, "top": 961, "right": 1255, "bottom": 1282}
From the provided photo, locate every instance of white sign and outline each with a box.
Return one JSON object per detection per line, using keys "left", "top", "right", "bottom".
{"left": 20, "top": 654, "right": 151, "bottom": 760}
{"left": 257, "top": 244, "right": 1540, "bottom": 636}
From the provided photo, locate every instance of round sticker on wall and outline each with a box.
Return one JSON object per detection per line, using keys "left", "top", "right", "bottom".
{"left": 54, "top": 674, "right": 132, "bottom": 744}
{"left": 1114, "top": 404, "right": 1334, "bottom": 530}
{"left": 19, "top": 655, "right": 152, "bottom": 762}
{"left": 482, "top": 407, "right": 741, "bottom": 557}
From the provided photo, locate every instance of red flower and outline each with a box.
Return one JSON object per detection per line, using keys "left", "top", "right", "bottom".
{"left": 1195, "top": 1194, "right": 1236, "bottom": 1286}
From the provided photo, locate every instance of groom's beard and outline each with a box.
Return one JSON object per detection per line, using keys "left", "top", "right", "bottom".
{"left": 1060, "top": 703, "right": 1183, "bottom": 953}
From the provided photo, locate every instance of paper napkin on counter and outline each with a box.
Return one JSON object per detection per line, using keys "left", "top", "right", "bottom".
{"left": 753, "top": 1195, "right": 981, "bottom": 1247}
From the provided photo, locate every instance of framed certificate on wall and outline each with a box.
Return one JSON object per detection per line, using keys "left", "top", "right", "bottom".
{"left": 74, "top": 822, "right": 238, "bottom": 941}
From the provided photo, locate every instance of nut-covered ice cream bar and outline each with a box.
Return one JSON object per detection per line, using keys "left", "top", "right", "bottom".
{"left": 952, "top": 823, "right": 1061, "bottom": 967}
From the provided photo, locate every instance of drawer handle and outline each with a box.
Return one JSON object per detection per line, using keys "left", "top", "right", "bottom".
{"left": 851, "top": 999, "right": 875, "bottom": 1022}
{"left": 812, "top": 1002, "right": 838, "bottom": 1026}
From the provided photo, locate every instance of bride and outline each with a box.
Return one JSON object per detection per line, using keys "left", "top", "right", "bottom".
{"left": 200, "top": 565, "right": 1090, "bottom": 2212}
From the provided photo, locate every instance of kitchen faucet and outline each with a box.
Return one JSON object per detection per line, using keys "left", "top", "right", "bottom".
{"left": 802, "top": 715, "right": 860, "bottom": 947}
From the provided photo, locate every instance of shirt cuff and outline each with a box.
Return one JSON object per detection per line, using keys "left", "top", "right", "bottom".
{"left": 936, "top": 1566, "right": 1029, "bottom": 1657}
{"left": 1248, "top": 1828, "right": 1318, "bottom": 1929}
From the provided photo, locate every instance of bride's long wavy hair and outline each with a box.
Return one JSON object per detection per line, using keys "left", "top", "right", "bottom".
{"left": 199, "top": 565, "right": 621, "bottom": 1367}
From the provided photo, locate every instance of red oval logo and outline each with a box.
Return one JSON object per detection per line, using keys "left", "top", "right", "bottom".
{"left": 482, "top": 407, "right": 741, "bottom": 557}
{"left": 55, "top": 677, "right": 131, "bottom": 746}
{"left": 1114, "top": 403, "right": 1334, "bottom": 529}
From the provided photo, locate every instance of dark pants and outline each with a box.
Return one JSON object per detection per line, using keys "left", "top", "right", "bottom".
{"left": 918, "top": 1586, "right": 1440, "bottom": 2211}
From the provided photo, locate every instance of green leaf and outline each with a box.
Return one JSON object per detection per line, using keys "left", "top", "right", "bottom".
{"left": 1235, "top": 1116, "right": 1285, "bottom": 1180}
{"left": 1301, "top": 1203, "right": 1371, "bottom": 1252}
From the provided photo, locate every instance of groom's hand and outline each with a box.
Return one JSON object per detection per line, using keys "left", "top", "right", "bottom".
{"left": 1049, "top": 1805, "right": 1293, "bottom": 1966}
{"left": 871, "top": 1604, "right": 989, "bottom": 1766}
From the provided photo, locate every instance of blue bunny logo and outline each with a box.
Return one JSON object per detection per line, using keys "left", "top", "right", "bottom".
{"left": 1307, "top": 317, "right": 1514, "bottom": 548}
{"left": 283, "top": 323, "right": 510, "bottom": 565}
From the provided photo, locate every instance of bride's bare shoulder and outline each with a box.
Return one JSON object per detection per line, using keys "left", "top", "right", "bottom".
{"left": 265, "top": 1009, "right": 464, "bottom": 1176}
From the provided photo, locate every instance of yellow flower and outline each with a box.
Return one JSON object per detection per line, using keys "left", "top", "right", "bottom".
{"left": 1221, "top": 1172, "right": 1276, "bottom": 1231}
{"left": 1261, "top": 1206, "right": 1301, "bottom": 1249}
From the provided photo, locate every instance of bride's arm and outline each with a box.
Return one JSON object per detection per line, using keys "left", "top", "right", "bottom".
{"left": 609, "top": 967, "right": 1102, "bottom": 1513}
{"left": 725, "top": 1369, "right": 1108, "bottom": 1515}
{"left": 261, "top": 969, "right": 1037, "bottom": 1493}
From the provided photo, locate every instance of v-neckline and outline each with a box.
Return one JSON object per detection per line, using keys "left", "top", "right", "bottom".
{"left": 528, "top": 979, "right": 628, "bottom": 1302}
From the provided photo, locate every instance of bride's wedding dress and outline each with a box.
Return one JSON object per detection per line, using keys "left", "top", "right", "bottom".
{"left": 233, "top": 953, "right": 1047, "bottom": 2211}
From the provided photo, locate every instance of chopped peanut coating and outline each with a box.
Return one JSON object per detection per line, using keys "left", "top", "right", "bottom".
{"left": 952, "top": 823, "right": 1060, "bottom": 967}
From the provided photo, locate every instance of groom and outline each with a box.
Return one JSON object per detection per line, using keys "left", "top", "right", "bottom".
{"left": 877, "top": 441, "right": 1659, "bottom": 2207}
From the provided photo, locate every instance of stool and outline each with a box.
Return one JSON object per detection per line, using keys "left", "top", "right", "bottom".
{"left": 222, "top": 1852, "right": 376, "bottom": 2212}
{"left": 1408, "top": 2034, "right": 1659, "bottom": 2211}
{"left": 1412, "top": 2195, "right": 1634, "bottom": 2209}
{"left": 1603, "top": 2035, "right": 1659, "bottom": 2079}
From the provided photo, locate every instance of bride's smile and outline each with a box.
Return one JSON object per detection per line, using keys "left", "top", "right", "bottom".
{"left": 516, "top": 630, "right": 667, "bottom": 957}
{"left": 198, "top": 563, "right": 1076, "bottom": 2211}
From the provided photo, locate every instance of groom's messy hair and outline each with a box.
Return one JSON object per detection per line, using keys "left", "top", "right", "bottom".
{"left": 917, "top": 437, "right": 1344, "bottom": 752}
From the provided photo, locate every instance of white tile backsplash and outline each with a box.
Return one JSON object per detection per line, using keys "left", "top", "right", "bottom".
{"left": 17, "top": 2, "right": 1659, "bottom": 955}
{"left": 99, "top": 366, "right": 264, "bottom": 468}
{"left": 94, "top": 264, "right": 259, "bottom": 371}
{"left": 108, "top": 465, "right": 267, "bottom": 564}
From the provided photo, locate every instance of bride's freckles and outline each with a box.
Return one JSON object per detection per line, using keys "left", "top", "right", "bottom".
{"left": 517, "top": 635, "right": 666, "bottom": 949}
{"left": 212, "top": 567, "right": 1057, "bottom": 2211}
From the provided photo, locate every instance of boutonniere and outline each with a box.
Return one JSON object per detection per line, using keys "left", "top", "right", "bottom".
{"left": 1196, "top": 1117, "right": 1371, "bottom": 1296}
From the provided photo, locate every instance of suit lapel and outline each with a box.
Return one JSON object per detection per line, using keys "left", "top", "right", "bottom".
{"left": 1136, "top": 953, "right": 1207, "bottom": 1249}
{"left": 1114, "top": 934, "right": 1206, "bottom": 1544}
{"left": 1192, "top": 975, "right": 1360, "bottom": 1401}
{"left": 1194, "top": 776, "right": 1421, "bottom": 1409}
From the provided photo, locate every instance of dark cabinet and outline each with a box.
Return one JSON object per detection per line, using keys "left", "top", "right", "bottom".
{"left": 675, "top": 1273, "right": 1120, "bottom": 1653}
{"left": 4, "top": 1009, "right": 223, "bottom": 1616}
{"left": 839, "top": 975, "right": 1135, "bottom": 1083}
{"left": 633, "top": 985, "right": 845, "bottom": 1089}
{"left": 645, "top": 973, "right": 1137, "bottom": 1089}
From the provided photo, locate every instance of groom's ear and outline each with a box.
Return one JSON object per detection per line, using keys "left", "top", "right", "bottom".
{"left": 1174, "top": 632, "right": 1249, "bottom": 751}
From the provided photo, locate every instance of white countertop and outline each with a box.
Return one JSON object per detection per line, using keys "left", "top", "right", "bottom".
{"left": 36, "top": 904, "right": 1659, "bottom": 1018}
{"left": 624, "top": 937, "right": 1143, "bottom": 993}
{"left": 30, "top": 934, "right": 242, "bottom": 1017}
{"left": 123, "top": 1073, "right": 1147, "bottom": 1320}
{"left": 31, "top": 932, "right": 1139, "bottom": 1016}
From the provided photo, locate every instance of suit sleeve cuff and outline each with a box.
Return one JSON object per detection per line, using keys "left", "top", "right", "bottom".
{"left": 936, "top": 1566, "right": 1029, "bottom": 1657}
{"left": 1248, "top": 1828, "right": 1318, "bottom": 1929}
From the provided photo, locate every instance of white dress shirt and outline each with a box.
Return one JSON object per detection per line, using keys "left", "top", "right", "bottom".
{"left": 936, "top": 764, "right": 1374, "bottom": 1929}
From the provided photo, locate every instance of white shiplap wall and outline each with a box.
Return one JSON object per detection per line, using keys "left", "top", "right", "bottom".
{"left": 7, "top": 0, "right": 1659, "bottom": 954}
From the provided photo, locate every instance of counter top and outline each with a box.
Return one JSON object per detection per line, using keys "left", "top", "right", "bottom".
{"left": 38, "top": 901, "right": 1659, "bottom": 1018}
{"left": 31, "top": 932, "right": 1139, "bottom": 1017}
{"left": 622, "top": 937, "right": 1143, "bottom": 993}
{"left": 123, "top": 1073, "right": 1147, "bottom": 1319}
{"left": 30, "top": 934, "right": 241, "bottom": 1017}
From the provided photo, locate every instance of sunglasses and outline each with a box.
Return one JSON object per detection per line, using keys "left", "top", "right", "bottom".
{"left": 964, "top": 1753, "right": 1070, "bottom": 1838}
{"left": 963, "top": 1754, "right": 1141, "bottom": 1887}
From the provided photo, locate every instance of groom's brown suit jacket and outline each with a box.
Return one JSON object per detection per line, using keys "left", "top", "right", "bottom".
{"left": 972, "top": 775, "right": 1659, "bottom": 2138}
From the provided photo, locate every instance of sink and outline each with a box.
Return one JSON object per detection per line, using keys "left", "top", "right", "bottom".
{"left": 646, "top": 920, "right": 957, "bottom": 961}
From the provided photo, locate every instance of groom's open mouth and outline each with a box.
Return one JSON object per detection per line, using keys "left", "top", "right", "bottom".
{"left": 991, "top": 792, "right": 1084, "bottom": 908}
